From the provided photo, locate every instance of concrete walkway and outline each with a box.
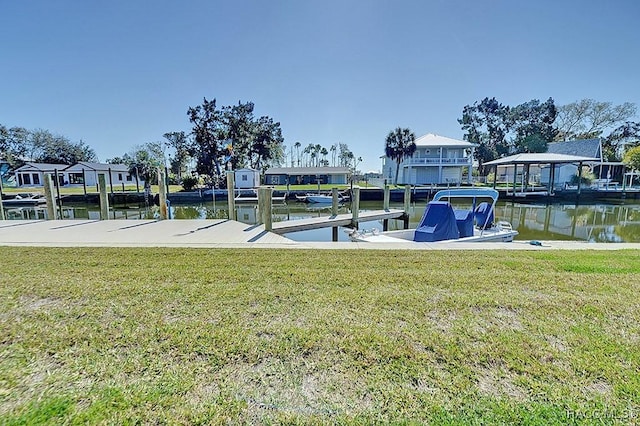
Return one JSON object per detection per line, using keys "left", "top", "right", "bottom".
{"left": 1, "top": 219, "right": 639, "bottom": 250}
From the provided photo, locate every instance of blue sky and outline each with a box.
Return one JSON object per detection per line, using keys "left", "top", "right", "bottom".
{"left": 2, "top": 0, "right": 639, "bottom": 172}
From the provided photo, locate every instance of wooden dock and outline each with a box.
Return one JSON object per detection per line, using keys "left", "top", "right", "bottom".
{"left": 271, "top": 208, "right": 406, "bottom": 234}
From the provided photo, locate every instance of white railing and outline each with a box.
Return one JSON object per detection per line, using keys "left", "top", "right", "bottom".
{"left": 405, "top": 158, "right": 471, "bottom": 165}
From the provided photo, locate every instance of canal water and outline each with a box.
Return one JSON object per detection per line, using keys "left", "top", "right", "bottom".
{"left": 4, "top": 200, "right": 640, "bottom": 243}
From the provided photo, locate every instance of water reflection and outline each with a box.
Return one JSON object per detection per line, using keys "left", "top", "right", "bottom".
{"left": 3, "top": 200, "right": 640, "bottom": 243}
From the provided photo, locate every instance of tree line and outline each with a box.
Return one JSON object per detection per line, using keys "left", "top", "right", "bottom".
{"left": 458, "top": 97, "right": 639, "bottom": 175}
{"left": 0, "top": 126, "right": 97, "bottom": 169}
{"left": 0, "top": 98, "right": 362, "bottom": 188}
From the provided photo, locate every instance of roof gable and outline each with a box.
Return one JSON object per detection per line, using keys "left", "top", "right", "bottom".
{"left": 547, "top": 139, "right": 601, "bottom": 160}
{"left": 65, "top": 162, "right": 129, "bottom": 172}
{"left": 414, "top": 133, "right": 475, "bottom": 148}
{"left": 15, "top": 162, "right": 70, "bottom": 172}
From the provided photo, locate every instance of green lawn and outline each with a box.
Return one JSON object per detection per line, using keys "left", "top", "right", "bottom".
{"left": 1, "top": 248, "right": 639, "bottom": 424}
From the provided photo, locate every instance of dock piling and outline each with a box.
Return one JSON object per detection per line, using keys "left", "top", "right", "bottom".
{"left": 227, "top": 172, "right": 236, "bottom": 220}
{"left": 403, "top": 185, "right": 411, "bottom": 229}
{"left": 351, "top": 186, "right": 360, "bottom": 228}
{"left": 158, "top": 168, "right": 168, "bottom": 220}
{"left": 258, "top": 186, "right": 273, "bottom": 231}
{"left": 98, "top": 174, "right": 109, "bottom": 220}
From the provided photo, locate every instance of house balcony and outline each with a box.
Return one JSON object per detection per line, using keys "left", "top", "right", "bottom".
{"left": 405, "top": 158, "right": 472, "bottom": 166}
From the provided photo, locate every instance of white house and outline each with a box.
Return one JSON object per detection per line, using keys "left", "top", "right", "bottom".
{"left": 64, "top": 162, "right": 140, "bottom": 189}
{"left": 14, "top": 162, "right": 70, "bottom": 187}
{"left": 234, "top": 168, "right": 260, "bottom": 188}
{"left": 382, "top": 133, "right": 475, "bottom": 185}
{"left": 264, "top": 167, "right": 351, "bottom": 186}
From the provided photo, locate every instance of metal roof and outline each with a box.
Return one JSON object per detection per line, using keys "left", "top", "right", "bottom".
{"left": 14, "top": 162, "right": 70, "bottom": 171}
{"left": 484, "top": 153, "right": 600, "bottom": 166}
{"left": 265, "top": 166, "right": 351, "bottom": 175}
{"left": 65, "top": 162, "right": 129, "bottom": 172}
{"left": 414, "top": 133, "right": 476, "bottom": 148}
{"left": 547, "top": 139, "right": 601, "bottom": 158}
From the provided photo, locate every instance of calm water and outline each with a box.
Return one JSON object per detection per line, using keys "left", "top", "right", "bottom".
{"left": 5, "top": 200, "right": 640, "bottom": 243}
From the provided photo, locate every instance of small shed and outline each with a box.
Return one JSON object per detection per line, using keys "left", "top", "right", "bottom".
{"left": 234, "top": 168, "right": 260, "bottom": 188}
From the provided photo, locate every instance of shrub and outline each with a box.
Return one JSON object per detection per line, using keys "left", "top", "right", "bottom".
{"left": 181, "top": 176, "right": 198, "bottom": 191}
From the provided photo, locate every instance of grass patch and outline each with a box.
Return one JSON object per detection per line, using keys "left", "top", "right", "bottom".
{"left": 1, "top": 248, "right": 639, "bottom": 424}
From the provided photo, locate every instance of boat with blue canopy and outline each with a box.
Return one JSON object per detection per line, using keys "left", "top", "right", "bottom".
{"left": 348, "top": 188, "right": 518, "bottom": 243}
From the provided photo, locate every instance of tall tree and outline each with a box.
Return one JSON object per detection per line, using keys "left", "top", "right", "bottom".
{"left": 604, "top": 121, "right": 640, "bottom": 161}
{"left": 384, "top": 127, "right": 416, "bottom": 184}
{"left": 459, "top": 97, "right": 558, "bottom": 175}
{"left": 248, "top": 116, "right": 284, "bottom": 172}
{"left": 458, "top": 97, "right": 510, "bottom": 175}
{"left": 163, "top": 131, "right": 191, "bottom": 181}
{"left": 294, "top": 141, "right": 301, "bottom": 166}
{"left": 220, "top": 101, "right": 255, "bottom": 169}
{"left": 509, "top": 98, "right": 558, "bottom": 153}
{"left": 187, "top": 98, "right": 224, "bottom": 178}
{"left": 555, "top": 99, "right": 636, "bottom": 140}
{"left": 126, "top": 142, "right": 166, "bottom": 188}
{"left": 623, "top": 146, "right": 640, "bottom": 173}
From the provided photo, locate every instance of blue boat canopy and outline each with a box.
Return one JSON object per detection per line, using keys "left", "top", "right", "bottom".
{"left": 413, "top": 201, "right": 460, "bottom": 242}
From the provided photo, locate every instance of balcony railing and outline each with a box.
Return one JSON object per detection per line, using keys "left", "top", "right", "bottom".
{"left": 405, "top": 158, "right": 471, "bottom": 165}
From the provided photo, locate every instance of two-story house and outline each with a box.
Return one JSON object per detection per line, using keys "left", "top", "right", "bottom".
{"left": 382, "top": 133, "right": 475, "bottom": 185}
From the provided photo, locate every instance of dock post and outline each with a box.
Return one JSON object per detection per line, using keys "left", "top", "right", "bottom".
{"left": 383, "top": 185, "right": 390, "bottom": 211}
{"left": 382, "top": 184, "right": 390, "bottom": 231}
{"left": 227, "top": 172, "right": 236, "bottom": 220}
{"left": 351, "top": 186, "right": 360, "bottom": 228}
{"left": 258, "top": 186, "right": 273, "bottom": 231}
{"left": 98, "top": 173, "right": 109, "bottom": 220}
{"left": 331, "top": 187, "right": 339, "bottom": 217}
{"left": 0, "top": 177, "right": 4, "bottom": 220}
{"left": 158, "top": 167, "right": 168, "bottom": 220}
{"left": 43, "top": 174, "right": 57, "bottom": 220}
{"left": 403, "top": 185, "right": 411, "bottom": 229}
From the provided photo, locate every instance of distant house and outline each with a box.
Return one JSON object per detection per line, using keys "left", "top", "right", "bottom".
{"left": 544, "top": 139, "right": 612, "bottom": 183}
{"left": 264, "top": 167, "right": 351, "bottom": 186}
{"left": 381, "top": 133, "right": 475, "bottom": 185}
{"left": 234, "top": 168, "right": 260, "bottom": 189}
{"left": 64, "top": 162, "right": 140, "bottom": 189}
{"left": 14, "top": 162, "right": 70, "bottom": 187}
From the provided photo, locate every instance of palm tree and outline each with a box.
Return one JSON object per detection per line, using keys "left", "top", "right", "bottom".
{"left": 294, "top": 141, "right": 301, "bottom": 166}
{"left": 314, "top": 144, "right": 322, "bottom": 167}
{"left": 320, "top": 147, "right": 328, "bottom": 166}
{"left": 330, "top": 144, "right": 337, "bottom": 166}
{"left": 384, "top": 127, "right": 417, "bottom": 185}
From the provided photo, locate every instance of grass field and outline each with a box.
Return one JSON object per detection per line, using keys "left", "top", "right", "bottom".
{"left": 1, "top": 248, "right": 639, "bottom": 424}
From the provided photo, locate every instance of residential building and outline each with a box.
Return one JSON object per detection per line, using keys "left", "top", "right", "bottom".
{"left": 64, "top": 162, "right": 139, "bottom": 189}
{"left": 264, "top": 167, "right": 351, "bottom": 186}
{"left": 382, "top": 133, "right": 475, "bottom": 185}
{"left": 14, "top": 162, "right": 70, "bottom": 187}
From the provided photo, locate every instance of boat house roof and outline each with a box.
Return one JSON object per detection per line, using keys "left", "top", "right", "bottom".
{"left": 265, "top": 167, "right": 351, "bottom": 175}
{"left": 484, "top": 153, "right": 600, "bottom": 166}
{"left": 547, "top": 139, "right": 602, "bottom": 160}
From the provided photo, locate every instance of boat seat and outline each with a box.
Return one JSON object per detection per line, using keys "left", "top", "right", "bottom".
{"left": 454, "top": 209, "right": 474, "bottom": 238}
{"left": 474, "top": 202, "right": 494, "bottom": 229}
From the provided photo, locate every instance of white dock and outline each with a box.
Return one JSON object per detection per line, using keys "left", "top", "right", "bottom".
{"left": 1, "top": 219, "right": 639, "bottom": 250}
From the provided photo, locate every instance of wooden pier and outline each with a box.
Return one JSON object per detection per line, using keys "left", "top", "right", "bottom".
{"left": 271, "top": 209, "right": 406, "bottom": 234}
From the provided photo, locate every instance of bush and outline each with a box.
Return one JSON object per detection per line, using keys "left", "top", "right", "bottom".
{"left": 569, "top": 170, "right": 594, "bottom": 186}
{"left": 181, "top": 176, "right": 198, "bottom": 191}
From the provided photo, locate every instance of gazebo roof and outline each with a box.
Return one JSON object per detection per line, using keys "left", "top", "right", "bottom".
{"left": 484, "top": 153, "right": 600, "bottom": 166}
